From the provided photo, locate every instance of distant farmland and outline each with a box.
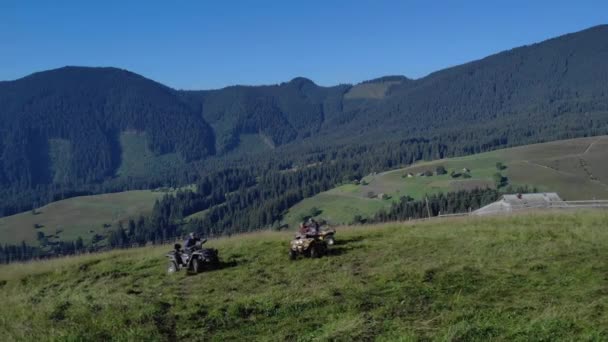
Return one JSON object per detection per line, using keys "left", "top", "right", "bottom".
{"left": 285, "top": 136, "right": 608, "bottom": 227}
{"left": 0, "top": 190, "right": 169, "bottom": 245}
{"left": 0, "top": 131, "right": 190, "bottom": 246}
{"left": 3, "top": 136, "right": 608, "bottom": 245}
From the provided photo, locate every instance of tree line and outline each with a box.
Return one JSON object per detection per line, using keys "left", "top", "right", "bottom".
{"left": 369, "top": 185, "right": 537, "bottom": 224}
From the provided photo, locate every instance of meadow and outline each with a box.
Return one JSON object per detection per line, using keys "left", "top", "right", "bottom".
{"left": 115, "top": 132, "right": 187, "bottom": 179}
{"left": 0, "top": 131, "right": 197, "bottom": 246}
{"left": 1, "top": 211, "right": 607, "bottom": 340}
{"left": 0, "top": 190, "right": 168, "bottom": 245}
{"left": 3, "top": 135, "right": 608, "bottom": 247}
{"left": 286, "top": 136, "right": 608, "bottom": 226}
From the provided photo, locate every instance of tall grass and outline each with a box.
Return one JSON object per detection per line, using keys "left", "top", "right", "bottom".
{"left": 1, "top": 211, "right": 608, "bottom": 340}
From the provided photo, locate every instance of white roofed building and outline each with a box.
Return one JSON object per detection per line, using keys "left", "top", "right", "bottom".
{"left": 473, "top": 193, "right": 563, "bottom": 216}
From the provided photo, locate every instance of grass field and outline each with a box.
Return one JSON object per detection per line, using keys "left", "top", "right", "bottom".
{"left": 1, "top": 211, "right": 608, "bottom": 340}
{"left": 4, "top": 135, "right": 607, "bottom": 245}
{"left": 283, "top": 192, "right": 389, "bottom": 227}
{"left": 0, "top": 131, "right": 193, "bottom": 246}
{"left": 224, "top": 134, "right": 274, "bottom": 156}
{"left": 0, "top": 190, "right": 169, "bottom": 245}
{"left": 286, "top": 136, "right": 608, "bottom": 226}
{"left": 344, "top": 80, "right": 402, "bottom": 100}
{"left": 48, "top": 138, "right": 73, "bottom": 183}
{"left": 45, "top": 132, "right": 187, "bottom": 183}
{"left": 116, "top": 131, "right": 187, "bottom": 179}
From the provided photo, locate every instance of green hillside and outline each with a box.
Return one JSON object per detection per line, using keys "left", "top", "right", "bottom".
{"left": 223, "top": 134, "right": 275, "bottom": 157}
{"left": 0, "top": 190, "right": 170, "bottom": 245}
{"left": 1, "top": 212, "right": 607, "bottom": 340}
{"left": 4, "top": 25, "right": 608, "bottom": 219}
{"left": 343, "top": 77, "right": 407, "bottom": 99}
{"left": 116, "top": 131, "right": 187, "bottom": 179}
{"left": 285, "top": 136, "right": 608, "bottom": 226}
{"left": 4, "top": 135, "right": 606, "bottom": 247}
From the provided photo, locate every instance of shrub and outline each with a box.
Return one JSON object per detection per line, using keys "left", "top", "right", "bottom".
{"left": 493, "top": 173, "right": 508, "bottom": 188}
{"left": 496, "top": 162, "right": 507, "bottom": 170}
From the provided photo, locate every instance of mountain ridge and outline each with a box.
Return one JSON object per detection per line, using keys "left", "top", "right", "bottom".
{"left": 8, "top": 25, "right": 605, "bottom": 90}
{"left": 1, "top": 24, "right": 608, "bottom": 216}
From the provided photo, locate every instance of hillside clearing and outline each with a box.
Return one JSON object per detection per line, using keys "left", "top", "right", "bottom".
{"left": 116, "top": 131, "right": 187, "bottom": 179}
{"left": 0, "top": 190, "right": 170, "bottom": 245}
{"left": 287, "top": 136, "right": 608, "bottom": 226}
{"left": 1, "top": 211, "right": 608, "bottom": 340}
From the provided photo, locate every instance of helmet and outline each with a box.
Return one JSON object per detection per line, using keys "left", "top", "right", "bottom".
{"left": 189, "top": 232, "right": 195, "bottom": 238}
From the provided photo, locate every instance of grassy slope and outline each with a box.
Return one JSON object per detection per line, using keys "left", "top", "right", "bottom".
{"left": 48, "top": 138, "right": 72, "bottom": 183}
{"left": 286, "top": 136, "right": 608, "bottom": 226}
{"left": 224, "top": 134, "right": 274, "bottom": 157}
{"left": 0, "top": 132, "right": 190, "bottom": 246}
{"left": 1, "top": 212, "right": 607, "bottom": 340}
{"left": 116, "top": 131, "right": 186, "bottom": 179}
{"left": 47, "top": 132, "right": 187, "bottom": 183}
{"left": 283, "top": 188, "right": 390, "bottom": 227}
{"left": 0, "top": 190, "right": 168, "bottom": 245}
{"left": 344, "top": 81, "right": 401, "bottom": 100}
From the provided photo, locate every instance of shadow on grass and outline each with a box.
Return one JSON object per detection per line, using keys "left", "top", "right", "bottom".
{"left": 334, "top": 235, "right": 364, "bottom": 246}
{"left": 326, "top": 246, "right": 348, "bottom": 256}
{"left": 190, "top": 260, "right": 238, "bottom": 276}
{"left": 288, "top": 246, "right": 348, "bottom": 260}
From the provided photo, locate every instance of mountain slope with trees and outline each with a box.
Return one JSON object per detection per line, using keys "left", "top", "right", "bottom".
{"left": 0, "top": 66, "right": 215, "bottom": 187}
{"left": 0, "top": 25, "right": 607, "bottom": 221}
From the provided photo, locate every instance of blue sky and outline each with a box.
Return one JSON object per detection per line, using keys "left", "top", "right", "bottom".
{"left": 1, "top": 0, "right": 606, "bottom": 89}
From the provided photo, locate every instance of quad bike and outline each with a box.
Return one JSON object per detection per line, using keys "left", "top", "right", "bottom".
{"left": 318, "top": 228, "right": 336, "bottom": 246}
{"left": 166, "top": 239, "right": 219, "bottom": 274}
{"left": 289, "top": 234, "right": 328, "bottom": 260}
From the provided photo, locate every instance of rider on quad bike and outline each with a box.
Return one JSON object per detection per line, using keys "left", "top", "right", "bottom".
{"left": 290, "top": 219, "right": 328, "bottom": 260}
{"left": 170, "top": 232, "right": 203, "bottom": 267}
{"left": 167, "top": 232, "right": 219, "bottom": 274}
{"left": 298, "top": 218, "right": 320, "bottom": 237}
{"left": 297, "top": 218, "right": 336, "bottom": 245}
{"left": 184, "top": 232, "right": 201, "bottom": 251}
{"left": 307, "top": 218, "right": 320, "bottom": 234}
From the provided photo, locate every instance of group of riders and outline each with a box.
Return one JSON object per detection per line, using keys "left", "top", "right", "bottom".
{"left": 173, "top": 218, "right": 323, "bottom": 266}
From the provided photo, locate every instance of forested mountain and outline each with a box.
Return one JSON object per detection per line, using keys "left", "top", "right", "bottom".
{"left": 372, "top": 23, "right": 608, "bottom": 140}
{"left": 1, "top": 25, "right": 608, "bottom": 218}
{"left": 183, "top": 24, "right": 608, "bottom": 152}
{"left": 0, "top": 67, "right": 215, "bottom": 188}
{"left": 181, "top": 78, "right": 351, "bottom": 153}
